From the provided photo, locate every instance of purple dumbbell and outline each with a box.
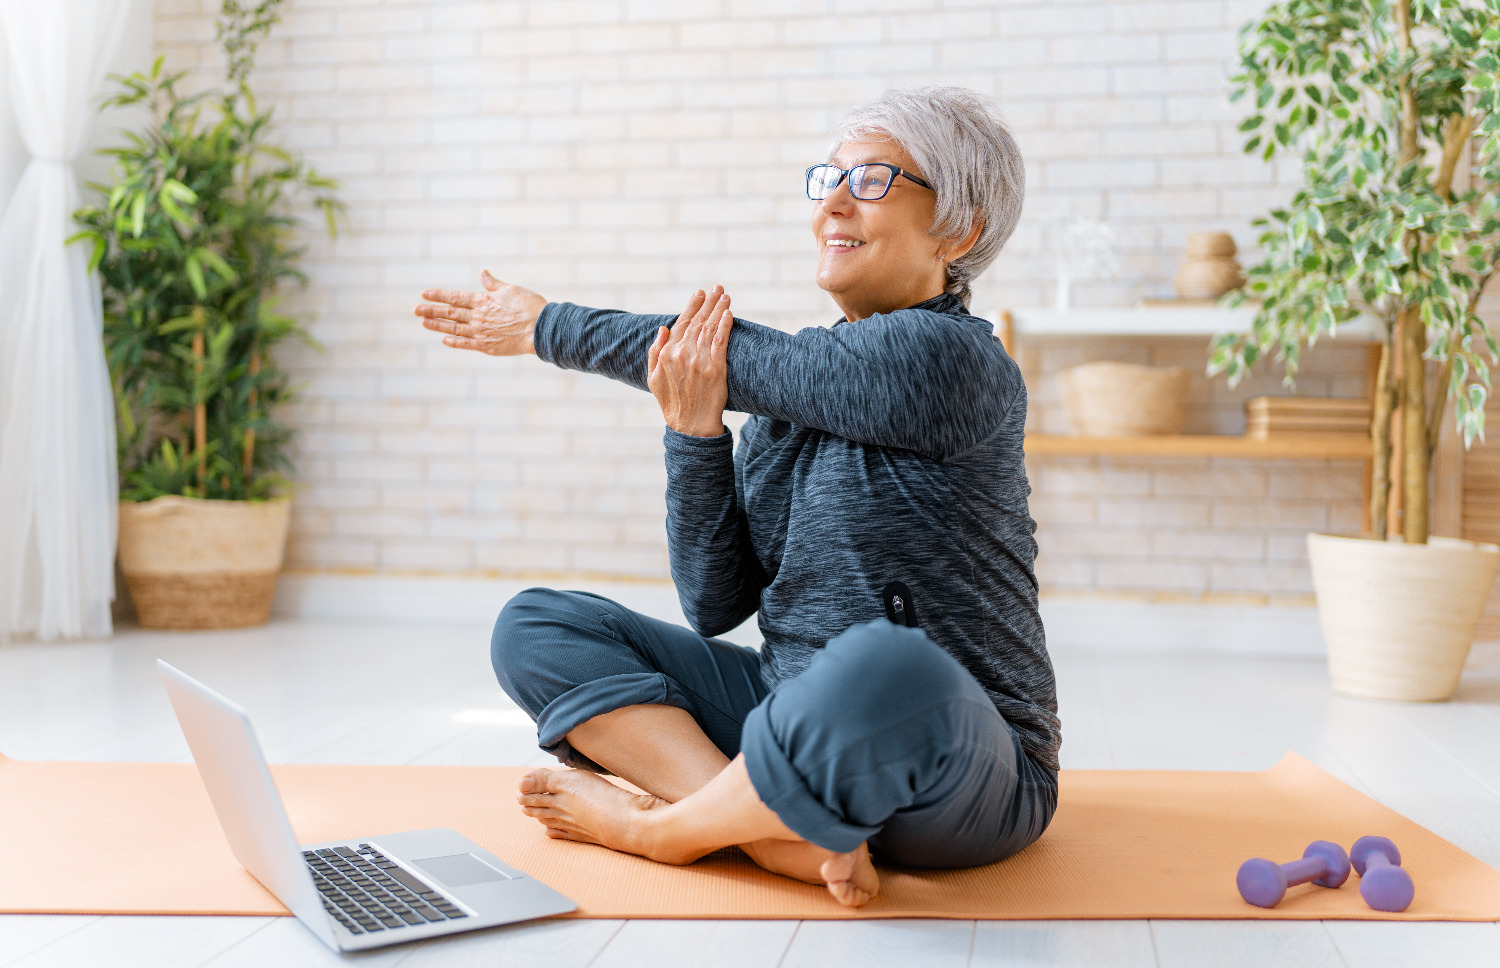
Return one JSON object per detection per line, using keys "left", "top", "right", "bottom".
{"left": 1350, "top": 835, "right": 1414, "bottom": 912}
{"left": 1237, "top": 840, "right": 1351, "bottom": 908}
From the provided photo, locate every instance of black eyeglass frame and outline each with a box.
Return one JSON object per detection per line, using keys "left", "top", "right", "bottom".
{"left": 805, "top": 163, "right": 935, "bottom": 201}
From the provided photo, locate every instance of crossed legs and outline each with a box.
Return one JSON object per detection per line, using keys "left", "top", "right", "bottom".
{"left": 492, "top": 589, "right": 1045, "bottom": 909}
{"left": 515, "top": 703, "right": 879, "bottom": 906}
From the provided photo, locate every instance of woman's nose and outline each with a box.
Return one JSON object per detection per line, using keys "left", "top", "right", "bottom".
{"left": 816, "top": 180, "right": 856, "bottom": 217}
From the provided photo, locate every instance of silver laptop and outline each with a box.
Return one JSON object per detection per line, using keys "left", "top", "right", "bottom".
{"left": 157, "top": 660, "right": 575, "bottom": 952}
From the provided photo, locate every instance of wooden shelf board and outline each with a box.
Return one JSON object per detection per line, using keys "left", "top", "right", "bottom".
{"left": 997, "top": 307, "right": 1384, "bottom": 341}
{"left": 1025, "top": 432, "right": 1373, "bottom": 460}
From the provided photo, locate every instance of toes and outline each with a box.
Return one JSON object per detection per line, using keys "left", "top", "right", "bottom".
{"left": 820, "top": 844, "right": 878, "bottom": 907}
{"left": 825, "top": 878, "right": 874, "bottom": 908}
{"left": 519, "top": 803, "right": 559, "bottom": 819}
{"left": 518, "top": 768, "right": 556, "bottom": 794}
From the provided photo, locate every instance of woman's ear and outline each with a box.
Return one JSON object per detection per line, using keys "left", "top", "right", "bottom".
{"left": 946, "top": 215, "right": 985, "bottom": 263}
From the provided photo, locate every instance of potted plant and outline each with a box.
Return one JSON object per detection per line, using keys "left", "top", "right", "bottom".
{"left": 73, "top": 0, "right": 341, "bottom": 630}
{"left": 1211, "top": 0, "right": 1500, "bottom": 700}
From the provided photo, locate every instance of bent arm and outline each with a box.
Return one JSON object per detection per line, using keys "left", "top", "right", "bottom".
{"left": 537, "top": 302, "right": 1020, "bottom": 460}
{"left": 663, "top": 430, "right": 766, "bottom": 637}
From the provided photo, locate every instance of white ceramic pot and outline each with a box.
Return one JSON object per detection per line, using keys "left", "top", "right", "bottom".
{"left": 1306, "top": 533, "right": 1500, "bottom": 701}
{"left": 117, "top": 496, "right": 292, "bottom": 630}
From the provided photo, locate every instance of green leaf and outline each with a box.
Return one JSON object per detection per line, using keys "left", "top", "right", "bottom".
{"left": 185, "top": 252, "right": 208, "bottom": 300}
{"left": 128, "top": 192, "right": 146, "bottom": 237}
{"left": 159, "top": 315, "right": 203, "bottom": 335}
{"left": 161, "top": 178, "right": 198, "bottom": 205}
{"left": 196, "top": 248, "right": 240, "bottom": 284}
{"left": 1239, "top": 115, "right": 1265, "bottom": 132}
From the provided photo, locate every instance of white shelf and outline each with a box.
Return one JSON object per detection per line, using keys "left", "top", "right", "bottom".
{"left": 998, "top": 306, "right": 1383, "bottom": 341}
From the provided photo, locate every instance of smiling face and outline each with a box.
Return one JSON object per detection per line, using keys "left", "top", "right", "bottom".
{"left": 812, "top": 140, "right": 951, "bottom": 322}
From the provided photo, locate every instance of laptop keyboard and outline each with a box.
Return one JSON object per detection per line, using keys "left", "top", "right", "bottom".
{"left": 303, "top": 844, "right": 469, "bottom": 935}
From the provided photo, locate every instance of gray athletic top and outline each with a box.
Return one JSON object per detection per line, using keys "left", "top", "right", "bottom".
{"left": 535, "top": 293, "right": 1061, "bottom": 774}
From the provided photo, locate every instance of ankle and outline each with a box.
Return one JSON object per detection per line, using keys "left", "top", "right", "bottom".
{"left": 630, "top": 803, "right": 703, "bottom": 866}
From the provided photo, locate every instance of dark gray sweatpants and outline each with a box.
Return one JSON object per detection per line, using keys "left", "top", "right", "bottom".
{"left": 491, "top": 588, "right": 1056, "bottom": 868}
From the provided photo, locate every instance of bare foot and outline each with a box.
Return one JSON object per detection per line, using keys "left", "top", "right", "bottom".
{"left": 741, "top": 838, "right": 831, "bottom": 884}
{"left": 741, "top": 839, "right": 879, "bottom": 907}
{"left": 518, "top": 769, "right": 878, "bottom": 905}
{"left": 517, "top": 768, "right": 685, "bottom": 861}
{"left": 819, "top": 842, "right": 879, "bottom": 907}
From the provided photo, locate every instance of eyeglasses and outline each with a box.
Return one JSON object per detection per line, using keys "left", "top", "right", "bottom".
{"left": 805, "top": 163, "right": 934, "bottom": 201}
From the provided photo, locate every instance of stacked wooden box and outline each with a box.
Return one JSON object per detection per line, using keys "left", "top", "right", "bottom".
{"left": 1244, "top": 396, "right": 1372, "bottom": 439}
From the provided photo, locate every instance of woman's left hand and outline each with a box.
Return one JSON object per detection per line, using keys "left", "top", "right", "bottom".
{"left": 648, "top": 286, "right": 734, "bottom": 437}
{"left": 415, "top": 270, "right": 545, "bottom": 357}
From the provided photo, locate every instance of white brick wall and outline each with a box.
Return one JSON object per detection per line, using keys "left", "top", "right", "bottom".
{"left": 146, "top": 0, "right": 1386, "bottom": 602}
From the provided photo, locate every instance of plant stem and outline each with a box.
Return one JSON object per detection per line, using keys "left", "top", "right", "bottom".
{"left": 1370, "top": 334, "right": 1395, "bottom": 539}
{"left": 193, "top": 310, "right": 206, "bottom": 495}
{"left": 1435, "top": 114, "right": 1475, "bottom": 201}
{"left": 243, "top": 349, "right": 259, "bottom": 481}
{"left": 1427, "top": 357, "right": 1452, "bottom": 458}
{"left": 1401, "top": 306, "right": 1429, "bottom": 543}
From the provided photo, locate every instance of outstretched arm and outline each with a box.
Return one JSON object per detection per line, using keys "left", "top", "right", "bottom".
{"left": 541, "top": 300, "right": 1020, "bottom": 461}
{"left": 418, "top": 277, "right": 1021, "bottom": 461}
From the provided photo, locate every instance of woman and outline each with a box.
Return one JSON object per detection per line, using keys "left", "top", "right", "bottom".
{"left": 415, "top": 86, "right": 1057, "bottom": 907}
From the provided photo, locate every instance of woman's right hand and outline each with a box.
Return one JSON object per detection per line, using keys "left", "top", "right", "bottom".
{"left": 648, "top": 287, "right": 735, "bottom": 437}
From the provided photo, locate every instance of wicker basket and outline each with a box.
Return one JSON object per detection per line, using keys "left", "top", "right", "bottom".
{"left": 118, "top": 496, "right": 291, "bottom": 630}
{"left": 1060, "top": 362, "right": 1190, "bottom": 436}
{"left": 1176, "top": 231, "right": 1246, "bottom": 299}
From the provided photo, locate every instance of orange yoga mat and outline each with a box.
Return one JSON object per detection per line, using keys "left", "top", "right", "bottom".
{"left": 2, "top": 750, "right": 1498, "bottom": 921}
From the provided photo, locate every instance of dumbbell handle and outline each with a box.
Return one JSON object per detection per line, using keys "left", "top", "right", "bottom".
{"left": 1363, "top": 852, "right": 1395, "bottom": 872}
{"left": 1280, "top": 856, "right": 1335, "bottom": 886}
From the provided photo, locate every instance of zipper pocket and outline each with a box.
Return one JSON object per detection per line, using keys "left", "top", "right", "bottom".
{"left": 882, "top": 581, "right": 920, "bottom": 628}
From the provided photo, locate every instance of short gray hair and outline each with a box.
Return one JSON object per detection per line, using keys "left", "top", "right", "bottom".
{"left": 831, "top": 86, "right": 1025, "bottom": 308}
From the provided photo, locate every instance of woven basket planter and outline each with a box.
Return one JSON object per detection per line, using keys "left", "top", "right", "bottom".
{"left": 1060, "top": 362, "right": 1190, "bottom": 436}
{"left": 118, "top": 496, "right": 292, "bottom": 630}
{"left": 1307, "top": 533, "right": 1500, "bottom": 701}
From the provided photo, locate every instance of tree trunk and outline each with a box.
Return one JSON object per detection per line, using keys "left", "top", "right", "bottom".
{"left": 1393, "top": 1, "right": 1426, "bottom": 543}
{"left": 1401, "top": 307, "right": 1429, "bottom": 543}
{"left": 1395, "top": 2, "right": 1419, "bottom": 159}
{"left": 1369, "top": 336, "right": 1394, "bottom": 539}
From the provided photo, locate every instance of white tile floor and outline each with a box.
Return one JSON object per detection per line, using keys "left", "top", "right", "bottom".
{"left": 2, "top": 588, "right": 1498, "bottom": 967}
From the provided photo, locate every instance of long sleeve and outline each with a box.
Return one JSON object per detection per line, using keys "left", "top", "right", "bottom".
{"left": 662, "top": 428, "right": 766, "bottom": 637}
{"left": 535, "top": 300, "right": 1022, "bottom": 461}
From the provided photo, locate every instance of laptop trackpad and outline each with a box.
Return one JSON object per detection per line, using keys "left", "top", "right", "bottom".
{"left": 413, "top": 853, "right": 515, "bottom": 887}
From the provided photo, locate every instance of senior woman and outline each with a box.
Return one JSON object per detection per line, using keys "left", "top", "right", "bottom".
{"left": 415, "top": 86, "right": 1058, "bottom": 906}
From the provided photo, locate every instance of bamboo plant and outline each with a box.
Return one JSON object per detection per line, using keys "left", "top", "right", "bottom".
{"left": 1211, "top": 0, "right": 1500, "bottom": 542}
{"left": 72, "top": 0, "right": 341, "bottom": 503}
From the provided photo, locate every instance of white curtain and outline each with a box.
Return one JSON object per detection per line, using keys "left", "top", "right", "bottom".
{"left": 0, "top": 0, "right": 130, "bottom": 640}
